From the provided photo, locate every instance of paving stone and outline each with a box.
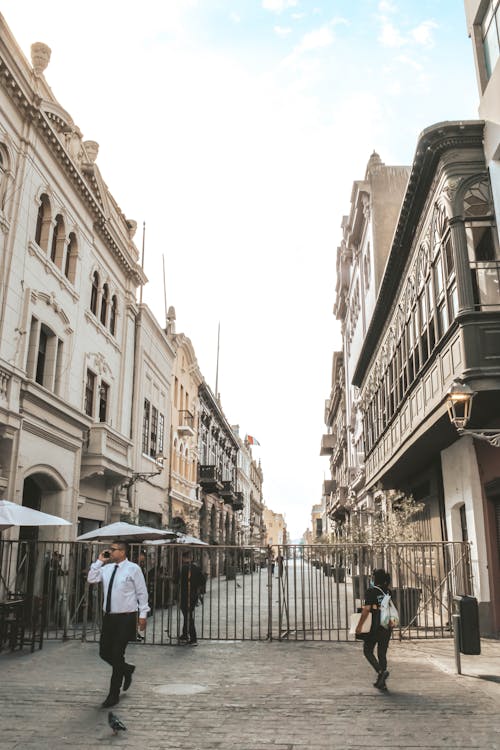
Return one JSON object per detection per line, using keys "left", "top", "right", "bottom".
{"left": 0, "top": 639, "right": 499, "bottom": 749}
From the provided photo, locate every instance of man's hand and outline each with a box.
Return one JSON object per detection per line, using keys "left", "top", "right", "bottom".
{"left": 138, "top": 617, "right": 147, "bottom": 632}
{"left": 98, "top": 550, "right": 111, "bottom": 563}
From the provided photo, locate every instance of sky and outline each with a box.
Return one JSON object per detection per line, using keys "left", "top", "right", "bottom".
{"left": 2, "top": 1, "right": 479, "bottom": 540}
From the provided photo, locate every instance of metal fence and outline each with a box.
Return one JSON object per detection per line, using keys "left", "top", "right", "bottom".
{"left": 0, "top": 540, "right": 472, "bottom": 649}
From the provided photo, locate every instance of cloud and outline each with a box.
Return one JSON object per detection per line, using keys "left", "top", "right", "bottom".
{"left": 378, "top": 0, "right": 397, "bottom": 12}
{"left": 378, "top": 20, "right": 406, "bottom": 47}
{"left": 296, "top": 25, "right": 334, "bottom": 53}
{"left": 274, "top": 25, "right": 292, "bottom": 37}
{"left": 411, "top": 20, "right": 438, "bottom": 47}
{"left": 229, "top": 12, "right": 241, "bottom": 24}
{"left": 262, "top": 0, "right": 298, "bottom": 13}
{"left": 396, "top": 54, "right": 423, "bottom": 72}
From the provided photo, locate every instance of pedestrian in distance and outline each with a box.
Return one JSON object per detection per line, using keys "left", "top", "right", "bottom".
{"left": 177, "top": 550, "right": 205, "bottom": 646}
{"left": 87, "top": 540, "right": 150, "bottom": 708}
{"left": 355, "top": 568, "right": 393, "bottom": 691}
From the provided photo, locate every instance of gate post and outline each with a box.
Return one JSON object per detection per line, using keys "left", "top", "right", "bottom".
{"left": 267, "top": 546, "right": 273, "bottom": 641}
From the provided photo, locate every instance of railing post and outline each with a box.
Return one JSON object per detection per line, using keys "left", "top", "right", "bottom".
{"left": 267, "top": 545, "right": 273, "bottom": 641}
{"left": 452, "top": 612, "right": 462, "bottom": 674}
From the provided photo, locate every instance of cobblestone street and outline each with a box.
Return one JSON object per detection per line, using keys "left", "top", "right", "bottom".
{"left": 0, "top": 638, "right": 499, "bottom": 749}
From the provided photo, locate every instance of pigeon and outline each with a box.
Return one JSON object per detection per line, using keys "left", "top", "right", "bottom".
{"left": 108, "top": 711, "right": 127, "bottom": 735}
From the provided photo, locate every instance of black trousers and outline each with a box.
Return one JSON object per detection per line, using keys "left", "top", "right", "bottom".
{"left": 180, "top": 599, "right": 197, "bottom": 642}
{"left": 363, "top": 626, "right": 391, "bottom": 673}
{"left": 99, "top": 612, "right": 136, "bottom": 697}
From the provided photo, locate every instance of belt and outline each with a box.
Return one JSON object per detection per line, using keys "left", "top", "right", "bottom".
{"left": 104, "top": 611, "right": 136, "bottom": 616}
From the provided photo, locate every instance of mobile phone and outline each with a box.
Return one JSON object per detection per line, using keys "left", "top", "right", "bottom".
{"left": 102, "top": 550, "right": 111, "bottom": 559}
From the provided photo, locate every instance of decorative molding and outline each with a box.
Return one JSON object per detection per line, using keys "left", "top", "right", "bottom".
{"left": 31, "top": 288, "right": 74, "bottom": 333}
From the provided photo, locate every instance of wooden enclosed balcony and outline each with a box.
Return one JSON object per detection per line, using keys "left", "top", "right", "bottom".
{"left": 198, "top": 464, "right": 223, "bottom": 492}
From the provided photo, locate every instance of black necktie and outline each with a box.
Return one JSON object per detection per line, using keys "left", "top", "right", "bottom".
{"left": 105, "top": 564, "right": 119, "bottom": 614}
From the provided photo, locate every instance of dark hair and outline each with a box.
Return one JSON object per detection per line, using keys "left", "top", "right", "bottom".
{"left": 373, "top": 568, "right": 390, "bottom": 589}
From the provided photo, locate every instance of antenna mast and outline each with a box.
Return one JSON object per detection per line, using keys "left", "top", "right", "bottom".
{"left": 215, "top": 321, "right": 220, "bottom": 399}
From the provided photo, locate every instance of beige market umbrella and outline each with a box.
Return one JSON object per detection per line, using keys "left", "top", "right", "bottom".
{"left": 76, "top": 521, "right": 177, "bottom": 542}
{"left": 0, "top": 500, "right": 72, "bottom": 531}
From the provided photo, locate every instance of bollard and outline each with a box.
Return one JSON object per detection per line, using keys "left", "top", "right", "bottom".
{"left": 452, "top": 613, "right": 461, "bottom": 675}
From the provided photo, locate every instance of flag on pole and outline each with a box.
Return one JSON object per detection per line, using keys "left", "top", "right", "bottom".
{"left": 246, "top": 435, "right": 261, "bottom": 446}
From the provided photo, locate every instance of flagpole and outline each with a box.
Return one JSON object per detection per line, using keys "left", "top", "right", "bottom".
{"left": 215, "top": 321, "right": 220, "bottom": 399}
{"left": 139, "top": 221, "right": 146, "bottom": 305}
{"left": 162, "top": 254, "right": 168, "bottom": 328}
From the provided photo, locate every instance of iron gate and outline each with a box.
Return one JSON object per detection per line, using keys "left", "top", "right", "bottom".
{"left": 0, "top": 540, "right": 472, "bottom": 647}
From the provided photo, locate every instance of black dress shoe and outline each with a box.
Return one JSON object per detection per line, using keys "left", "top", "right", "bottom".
{"left": 122, "top": 665, "right": 135, "bottom": 691}
{"left": 101, "top": 694, "right": 119, "bottom": 708}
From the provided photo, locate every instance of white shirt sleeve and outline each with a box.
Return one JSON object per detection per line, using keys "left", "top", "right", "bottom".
{"left": 87, "top": 560, "right": 104, "bottom": 584}
{"left": 134, "top": 566, "right": 150, "bottom": 618}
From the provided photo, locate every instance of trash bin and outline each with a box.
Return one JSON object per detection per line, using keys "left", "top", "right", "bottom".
{"left": 332, "top": 567, "right": 345, "bottom": 583}
{"left": 391, "top": 588, "right": 421, "bottom": 627}
{"left": 454, "top": 595, "right": 481, "bottom": 655}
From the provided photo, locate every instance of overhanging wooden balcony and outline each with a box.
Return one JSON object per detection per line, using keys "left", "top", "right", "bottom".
{"left": 198, "top": 464, "right": 223, "bottom": 492}
{"left": 320, "top": 434, "right": 337, "bottom": 456}
{"left": 233, "top": 491, "right": 244, "bottom": 511}
{"left": 220, "top": 480, "right": 236, "bottom": 503}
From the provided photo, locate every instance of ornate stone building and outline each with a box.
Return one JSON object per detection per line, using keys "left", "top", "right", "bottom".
{"left": 0, "top": 19, "right": 145, "bottom": 541}
{"left": 352, "top": 121, "right": 500, "bottom": 633}
{"left": 166, "top": 309, "right": 203, "bottom": 536}
{"left": 263, "top": 506, "right": 287, "bottom": 546}
{"left": 197, "top": 383, "right": 240, "bottom": 545}
{"left": 248, "top": 455, "right": 265, "bottom": 546}
{"left": 126, "top": 304, "right": 175, "bottom": 529}
{"left": 321, "top": 155, "right": 410, "bottom": 537}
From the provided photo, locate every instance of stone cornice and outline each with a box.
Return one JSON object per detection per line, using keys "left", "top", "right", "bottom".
{"left": 352, "top": 120, "right": 485, "bottom": 387}
{"left": 0, "top": 54, "right": 147, "bottom": 288}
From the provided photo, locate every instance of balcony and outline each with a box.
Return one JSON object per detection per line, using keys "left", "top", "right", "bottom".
{"left": 198, "top": 464, "right": 223, "bottom": 493}
{"left": 322, "top": 479, "right": 337, "bottom": 497}
{"left": 177, "top": 410, "right": 195, "bottom": 437}
{"left": 81, "top": 423, "right": 133, "bottom": 483}
{"left": 320, "top": 433, "right": 336, "bottom": 456}
{"left": 220, "top": 480, "right": 236, "bottom": 503}
{"left": 233, "top": 491, "right": 244, "bottom": 511}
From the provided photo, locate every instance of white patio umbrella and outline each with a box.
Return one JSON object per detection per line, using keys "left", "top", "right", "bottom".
{"left": 76, "top": 521, "right": 177, "bottom": 542}
{"left": 146, "top": 533, "right": 208, "bottom": 546}
{"left": 0, "top": 500, "right": 72, "bottom": 531}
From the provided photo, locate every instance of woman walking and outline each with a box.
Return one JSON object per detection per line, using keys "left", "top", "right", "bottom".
{"left": 356, "top": 568, "right": 393, "bottom": 691}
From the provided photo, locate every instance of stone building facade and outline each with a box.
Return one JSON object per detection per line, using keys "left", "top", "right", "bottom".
{"left": 166, "top": 310, "right": 203, "bottom": 537}
{"left": 197, "top": 384, "right": 240, "bottom": 545}
{"left": 352, "top": 121, "right": 500, "bottom": 633}
{"left": 0, "top": 20, "right": 145, "bottom": 542}
{"left": 262, "top": 506, "right": 287, "bottom": 546}
{"left": 0, "top": 16, "right": 261, "bottom": 552}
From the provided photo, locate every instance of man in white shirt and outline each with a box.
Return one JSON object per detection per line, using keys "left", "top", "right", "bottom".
{"left": 87, "top": 540, "right": 149, "bottom": 708}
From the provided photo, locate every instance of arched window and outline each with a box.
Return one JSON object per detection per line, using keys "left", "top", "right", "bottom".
{"left": 64, "top": 232, "right": 77, "bottom": 283}
{"left": 100, "top": 283, "right": 109, "bottom": 326}
{"left": 90, "top": 271, "right": 99, "bottom": 315}
{"left": 34, "top": 194, "right": 51, "bottom": 250}
{"left": 50, "top": 214, "right": 65, "bottom": 267}
{"left": 109, "top": 295, "right": 117, "bottom": 335}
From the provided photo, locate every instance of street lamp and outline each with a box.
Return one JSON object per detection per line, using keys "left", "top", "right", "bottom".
{"left": 446, "top": 379, "right": 500, "bottom": 447}
{"left": 122, "top": 455, "right": 166, "bottom": 489}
